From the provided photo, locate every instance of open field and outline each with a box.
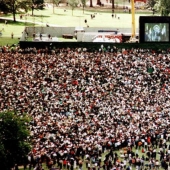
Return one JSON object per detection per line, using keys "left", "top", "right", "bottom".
{"left": 0, "top": 2, "right": 153, "bottom": 46}
{"left": 18, "top": 143, "right": 169, "bottom": 170}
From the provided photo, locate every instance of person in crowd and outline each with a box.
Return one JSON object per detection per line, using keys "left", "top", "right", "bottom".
{"left": 0, "top": 46, "right": 170, "bottom": 169}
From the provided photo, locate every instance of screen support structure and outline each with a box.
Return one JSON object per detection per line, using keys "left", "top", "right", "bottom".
{"left": 131, "top": 0, "right": 146, "bottom": 38}
{"left": 131, "top": 0, "right": 136, "bottom": 38}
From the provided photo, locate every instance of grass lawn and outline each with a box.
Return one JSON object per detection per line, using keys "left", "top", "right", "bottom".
{"left": 18, "top": 143, "right": 168, "bottom": 170}
{"left": 0, "top": 19, "right": 35, "bottom": 46}
{"left": 0, "top": 3, "right": 153, "bottom": 46}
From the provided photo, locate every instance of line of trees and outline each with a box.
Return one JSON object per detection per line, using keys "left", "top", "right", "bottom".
{"left": 0, "top": 0, "right": 170, "bottom": 23}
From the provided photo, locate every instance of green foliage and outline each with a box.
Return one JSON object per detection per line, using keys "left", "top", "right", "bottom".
{"left": 53, "top": 0, "right": 61, "bottom": 7}
{"left": 0, "top": 0, "right": 10, "bottom": 14}
{"left": 80, "top": 0, "right": 87, "bottom": 13}
{"left": 160, "top": 0, "right": 170, "bottom": 16}
{"left": 68, "top": 0, "right": 79, "bottom": 15}
{"left": 33, "top": 0, "right": 45, "bottom": 9}
{"left": 146, "top": 0, "right": 157, "bottom": 10}
{"left": 7, "top": 0, "right": 32, "bottom": 13}
{"left": 0, "top": 111, "right": 31, "bottom": 170}
{"left": 81, "top": 0, "right": 87, "bottom": 7}
{"left": 153, "top": 0, "right": 170, "bottom": 16}
{"left": 1, "top": 0, "right": 32, "bottom": 21}
{"left": 31, "top": 0, "right": 45, "bottom": 15}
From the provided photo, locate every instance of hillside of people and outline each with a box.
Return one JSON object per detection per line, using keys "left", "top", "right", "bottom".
{"left": 0, "top": 46, "right": 170, "bottom": 170}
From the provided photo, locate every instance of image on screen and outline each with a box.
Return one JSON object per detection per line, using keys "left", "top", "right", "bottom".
{"left": 144, "top": 23, "right": 169, "bottom": 42}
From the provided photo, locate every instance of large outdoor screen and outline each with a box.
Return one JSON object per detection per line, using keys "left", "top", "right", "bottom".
{"left": 139, "top": 16, "right": 170, "bottom": 43}
{"left": 144, "top": 23, "right": 169, "bottom": 42}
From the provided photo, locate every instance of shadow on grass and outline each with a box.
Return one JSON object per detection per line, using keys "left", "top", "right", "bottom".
{"left": 52, "top": 13, "right": 69, "bottom": 16}
{"left": 72, "top": 15, "right": 85, "bottom": 17}
{"left": 0, "top": 19, "right": 35, "bottom": 26}
{"left": 31, "top": 15, "right": 50, "bottom": 18}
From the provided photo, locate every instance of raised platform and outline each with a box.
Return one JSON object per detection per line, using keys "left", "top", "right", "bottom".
{"left": 33, "top": 37, "right": 59, "bottom": 42}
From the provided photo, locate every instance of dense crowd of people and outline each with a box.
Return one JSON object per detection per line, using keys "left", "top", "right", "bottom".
{"left": 0, "top": 45, "right": 170, "bottom": 170}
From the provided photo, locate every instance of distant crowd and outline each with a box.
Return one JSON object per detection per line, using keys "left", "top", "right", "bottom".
{"left": 0, "top": 46, "right": 170, "bottom": 170}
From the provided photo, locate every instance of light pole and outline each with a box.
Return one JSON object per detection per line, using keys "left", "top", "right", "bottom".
{"left": 131, "top": 0, "right": 136, "bottom": 38}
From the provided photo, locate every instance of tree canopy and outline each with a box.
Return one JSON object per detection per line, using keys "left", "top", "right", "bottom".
{"left": 0, "top": 0, "right": 45, "bottom": 21}
{"left": 33, "top": 0, "right": 44, "bottom": 9}
{"left": 159, "top": 0, "right": 170, "bottom": 16}
{"left": 31, "top": 0, "right": 45, "bottom": 15}
{"left": 80, "top": 0, "right": 87, "bottom": 13}
{"left": 0, "top": 0, "right": 32, "bottom": 21}
{"left": 146, "top": 0, "right": 157, "bottom": 10}
{"left": 0, "top": 111, "right": 31, "bottom": 170}
{"left": 68, "top": 0, "right": 79, "bottom": 15}
{"left": 52, "top": 0, "right": 61, "bottom": 14}
{"left": 147, "top": 0, "right": 170, "bottom": 16}
{"left": 0, "top": 0, "right": 10, "bottom": 14}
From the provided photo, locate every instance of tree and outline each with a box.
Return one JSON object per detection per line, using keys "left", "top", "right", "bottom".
{"left": 151, "top": 0, "right": 170, "bottom": 16}
{"left": 159, "top": 0, "right": 170, "bottom": 16}
{"left": 35, "top": 0, "right": 44, "bottom": 9}
{"left": 0, "top": 111, "right": 31, "bottom": 170}
{"left": 96, "top": 0, "right": 101, "bottom": 5}
{"left": 68, "top": 0, "right": 79, "bottom": 16}
{"left": 0, "top": 0, "right": 10, "bottom": 14}
{"left": 80, "top": 0, "right": 87, "bottom": 13}
{"left": 112, "top": 0, "right": 115, "bottom": 13}
{"left": 52, "top": 0, "right": 60, "bottom": 14}
{"left": 31, "top": 0, "right": 45, "bottom": 16}
{"left": 89, "top": 0, "right": 93, "bottom": 7}
{"left": 147, "top": 0, "right": 157, "bottom": 9}
{"left": 145, "top": 0, "right": 157, "bottom": 13}
{"left": 2, "top": 0, "right": 32, "bottom": 22}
